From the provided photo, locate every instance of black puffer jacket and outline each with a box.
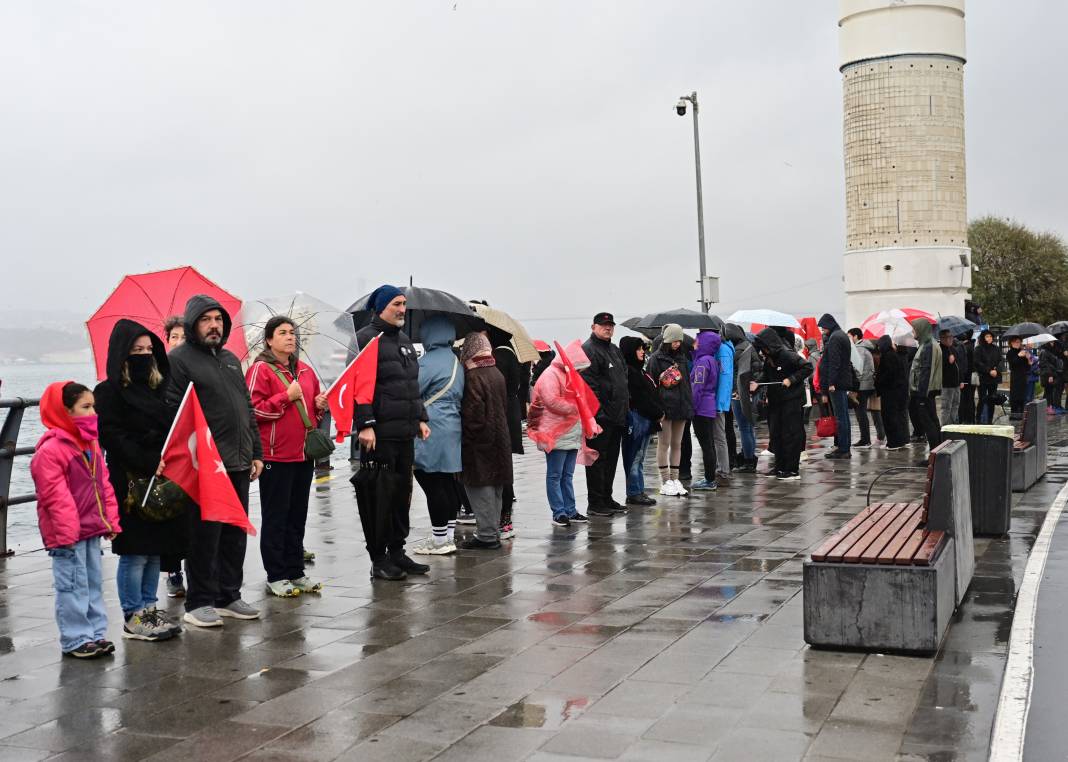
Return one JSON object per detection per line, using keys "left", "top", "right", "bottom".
{"left": 753, "top": 328, "right": 812, "bottom": 405}
{"left": 619, "top": 336, "right": 664, "bottom": 423}
{"left": 164, "top": 295, "right": 262, "bottom": 471}
{"left": 580, "top": 334, "right": 629, "bottom": 427}
{"left": 817, "top": 314, "right": 854, "bottom": 390}
{"left": 973, "top": 331, "right": 1003, "bottom": 386}
{"left": 646, "top": 345, "right": 694, "bottom": 420}
{"left": 96, "top": 320, "right": 191, "bottom": 557}
{"left": 355, "top": 315, "right": 428, "bottom": 441}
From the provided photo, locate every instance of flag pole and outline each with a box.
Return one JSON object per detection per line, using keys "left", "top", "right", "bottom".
{"left": 142, "top": 382, "right": 194, "bottom": 508}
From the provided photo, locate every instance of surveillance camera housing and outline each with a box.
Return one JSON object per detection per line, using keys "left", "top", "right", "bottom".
{"left": 883, "top": 264, "right": 893, "bottom": 272}
{"left": 676, "top": 100, "right": 687, "bottom": 116}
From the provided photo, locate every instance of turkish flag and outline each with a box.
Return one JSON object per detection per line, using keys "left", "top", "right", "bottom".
{"left": 553, "top": 341, "right": 601, "bottom": 440}
{"left": 326, "top": 334, "right": 380, "bottom": 443}
{"left": 158, "top": 383, "right": 256, "bottom": 535}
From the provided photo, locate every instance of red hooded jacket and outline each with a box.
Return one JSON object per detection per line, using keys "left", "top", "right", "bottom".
{"left": 30, "top": 382, "right": 121, "bottom": 549}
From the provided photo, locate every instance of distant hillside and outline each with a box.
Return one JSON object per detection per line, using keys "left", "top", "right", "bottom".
{"left": 0, "top": 311, "right": 88, "bottom": 363}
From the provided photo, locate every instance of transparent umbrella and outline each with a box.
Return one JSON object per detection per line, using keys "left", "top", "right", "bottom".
{"left": 236, "top": 292, "right": 357, "bottom": 386}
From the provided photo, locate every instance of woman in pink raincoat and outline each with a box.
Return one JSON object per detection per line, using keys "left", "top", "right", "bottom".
{"left": 528, "top": 340, "right": 600, "bottom": 528}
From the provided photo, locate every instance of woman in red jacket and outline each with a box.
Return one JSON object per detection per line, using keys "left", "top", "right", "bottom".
{"left": 246, "top": 317, "right": 327, "bottom": 597}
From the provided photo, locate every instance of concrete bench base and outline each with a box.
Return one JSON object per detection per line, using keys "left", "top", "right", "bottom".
{"left": 1012, "top": 399, "right": 1047, "bottom": 493}
{"left": 802, "top": 541, "right": 957, "bottom": 654}
{"left": 1012, "top": 445, "right": 1039, "bottom": 492}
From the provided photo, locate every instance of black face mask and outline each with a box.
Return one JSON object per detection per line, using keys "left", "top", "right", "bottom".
{"left": 127, "top": 354, "right": 155, "bottom": 383}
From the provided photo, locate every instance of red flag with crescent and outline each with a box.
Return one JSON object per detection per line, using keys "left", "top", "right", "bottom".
{"left": 159, "top": 383, "right": 256, "bottom": 535}
{"left": 326, "top": 334, "right": 380, "bottom": 443}
{"left": 553, "top": 340, "right": 601, "bottom": 439}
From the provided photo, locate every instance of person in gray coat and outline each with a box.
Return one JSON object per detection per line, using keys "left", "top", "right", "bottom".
{"left": 413, "top": 317, "right": 465, "bottom": 555}
{"left": 847, "top": 328, "right": 876, "bottom": 448}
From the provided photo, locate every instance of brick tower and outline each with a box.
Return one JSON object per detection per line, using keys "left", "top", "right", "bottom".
{"left": 839, "top": 0, "right": 971, "bottom": 327}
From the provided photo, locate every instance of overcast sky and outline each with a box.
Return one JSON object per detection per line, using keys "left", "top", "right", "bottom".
{"left": 2, "top": 1, "right": 1065, "bottom": 338}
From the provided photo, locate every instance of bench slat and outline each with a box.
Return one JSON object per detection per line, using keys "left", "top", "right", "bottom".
{"left": 823, "top": 504, "right": 895, "bottom": 563}
{"left": 810, "top": 504, "right": 882, "bottom": 562}
{"left": 913, "top": 530, "right": 946, "bottom": 566}
{"left": 894, "top": 528, "right": 928, "bottom": 566}
{"left": 844, "top": 503, "right": 911, "bottom": 563}
{"left": 861, "top": 503, "right": 924, "bottom": 564}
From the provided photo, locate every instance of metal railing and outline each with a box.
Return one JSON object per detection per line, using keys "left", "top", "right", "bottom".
{"left": 0, "top": 397, "right": 39, "bottom": 556}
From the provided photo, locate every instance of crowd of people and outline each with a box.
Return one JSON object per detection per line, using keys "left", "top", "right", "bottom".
{"left": 28, "top": 285, "right": 1054, "bottom": 659}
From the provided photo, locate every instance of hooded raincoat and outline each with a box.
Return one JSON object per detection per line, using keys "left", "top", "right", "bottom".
{"left": 31, "top": 382, "right": 121, "bottom": 549}
{"left": 528, "top": 340, "right": 600, "bottom": 464}
{"left": 413, "top": 317, "right": 464, "bottom": 474}
{"left": 95, "top": 320, "right": 191, "bottom": 556}
{"left": 909, "top": 319, "right": 943, "bottom": 397}
{"left": 690, "top": 331, "right": 721, "bottom": 418}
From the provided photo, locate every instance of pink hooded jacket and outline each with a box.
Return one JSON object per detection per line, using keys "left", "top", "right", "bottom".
{"left": 30, "top": 383, "right": 121, "bottom": 549}
{"left": 527, "top": 340, "right": 601, "bottom": 465}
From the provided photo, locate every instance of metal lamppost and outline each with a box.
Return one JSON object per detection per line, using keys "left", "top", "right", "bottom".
{"left": 676, "top": 91, "right": 713, "bottom": 313}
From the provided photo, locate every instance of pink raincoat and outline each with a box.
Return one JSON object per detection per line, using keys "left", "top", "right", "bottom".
{"left": 527, "top": 340, "right": 602, "bottom": 465}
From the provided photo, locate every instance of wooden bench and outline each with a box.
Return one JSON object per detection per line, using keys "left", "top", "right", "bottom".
{"left": 803, "top": 439, "right": 974, "bottom": 654}
{"left": 1012, "top": 399, "right": 1046, "bottom": 492}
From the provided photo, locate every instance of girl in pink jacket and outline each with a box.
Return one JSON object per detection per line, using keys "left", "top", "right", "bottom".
{"left": 30, "top": 381, "right": 121, "bottom": 659}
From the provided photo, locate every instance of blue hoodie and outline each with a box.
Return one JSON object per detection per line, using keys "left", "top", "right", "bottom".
{"left": 413, "top": 316, "right": 464, "bottom": 473}
{"left": 715, "top": 334, "right": 734, "bottom": 413}
{"left": 690, "top": 331, "right": 720, "bottom": 418}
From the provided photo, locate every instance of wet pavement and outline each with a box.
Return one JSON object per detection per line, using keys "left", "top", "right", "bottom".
{"left": 0, "top": 417, "right": 1064, "bottom": 761}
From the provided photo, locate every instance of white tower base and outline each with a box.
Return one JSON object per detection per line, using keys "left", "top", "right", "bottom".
{"left": 844, "top": 246, "right": 971, "bottom": 327}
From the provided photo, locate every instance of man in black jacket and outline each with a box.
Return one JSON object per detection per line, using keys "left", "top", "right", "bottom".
{"left": 164, "top": 295, "right": 263, "bottom": 628}
{"left": 353, "top": 285, "right": 431, "bottom": 581}
{"left": 580, "top": 312, "right": 630, "bottom": 517}
{"left": 817, "top": 313, "right": 853, "bottom": 459}
{"left": 751, "top": 328, "right": 813, "bottom": 480}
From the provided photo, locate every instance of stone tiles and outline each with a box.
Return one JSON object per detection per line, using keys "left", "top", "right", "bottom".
{"left": 0, "top": 419, "right": 1063, "bottom": 761}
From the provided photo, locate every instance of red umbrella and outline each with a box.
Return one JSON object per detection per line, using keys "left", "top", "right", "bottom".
{"left": 87, "top": 266, "right": 245, "bottom": 380}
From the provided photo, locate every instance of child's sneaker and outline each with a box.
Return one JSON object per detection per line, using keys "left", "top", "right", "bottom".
{"left": 290, "top": 576, "right": 323, "bottom": 594}
{"left": 64, "top": 641, "right": 103, "bottom": 659}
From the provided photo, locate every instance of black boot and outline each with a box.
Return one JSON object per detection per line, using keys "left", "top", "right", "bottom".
{"left": 370, "top": 557, "right": 406, "bottom": 581}
{"left": 390, "top": 552, "right": 430, "bottom": 575}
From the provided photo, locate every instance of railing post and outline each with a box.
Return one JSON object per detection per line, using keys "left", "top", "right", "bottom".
{"left": 0, "top": 400, "right": 27, "bottom": 556}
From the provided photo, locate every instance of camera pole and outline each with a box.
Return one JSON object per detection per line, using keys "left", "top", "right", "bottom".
{"left": 679, "top": 91, "right": 709, "bottom": 314}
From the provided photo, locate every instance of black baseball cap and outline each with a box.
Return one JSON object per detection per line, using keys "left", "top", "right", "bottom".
{"left": 593, "top": 312, "right": 615, "bottom": 326}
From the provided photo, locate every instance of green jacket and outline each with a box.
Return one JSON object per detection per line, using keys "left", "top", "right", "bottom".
{"left": 909, "top": 319, "right": 943, "bottom": 397}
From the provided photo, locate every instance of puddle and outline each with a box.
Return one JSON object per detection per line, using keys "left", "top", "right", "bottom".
{"left": 490, "top": 695, "right": 589, "bottom": 729}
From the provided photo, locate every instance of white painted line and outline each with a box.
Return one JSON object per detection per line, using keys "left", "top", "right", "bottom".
{"left": 989, "top": 479, "right": 1068, "bottom": 762}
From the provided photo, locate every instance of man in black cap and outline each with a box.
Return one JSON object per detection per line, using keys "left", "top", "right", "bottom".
{"left": 580, "top": 313, "right": 630, "bottom": 517}
{"left": 352, "top": 285, "right": 432, "bottom": 581}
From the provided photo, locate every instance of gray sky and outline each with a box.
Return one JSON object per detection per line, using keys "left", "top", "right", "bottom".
{"left": 2, "top": 1, "right": 1065, "bottom": 339}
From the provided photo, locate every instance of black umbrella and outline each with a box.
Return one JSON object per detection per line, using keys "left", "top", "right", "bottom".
{"left": 634, "top": 307, "right": 718, "bottom": 332}
{"left": 936, "top": 315, "right": 976, "bottom": 336}
{"left": 1002, "top": 321, "right": 1047, "bottom": 339}
{"left": 1048, "top": 321, "right": 1068, "bottom": 336}
{"left": 347, "top": 286, "right": 487, "bottom": 343}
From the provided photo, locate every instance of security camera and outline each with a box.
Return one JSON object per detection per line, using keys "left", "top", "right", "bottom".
{"left": 676, "top": 99, "right": 687, "bottom": 116}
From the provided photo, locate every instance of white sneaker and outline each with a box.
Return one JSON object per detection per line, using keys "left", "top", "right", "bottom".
{"left": 800, "top": 451, "right": 809, "bottom": 462}
{"left": 265, "top": 580, "right": 301, "bottom": 598}
{"left": 659, "top": 481, "right": 679, "bottom": 496}
{"left": 412, "top": 538, "right": 456, "bottom": 555}
{"left": 290, "top": 576, "right": 323, "bottom": 594}
{"left": 673, "top": 480, "right": 688, "bottom": 495}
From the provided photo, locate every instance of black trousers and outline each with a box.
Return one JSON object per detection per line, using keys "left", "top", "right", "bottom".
{"left": 414, "top": 470, "right": 461, "bottom": 528}
{"left": 958, "top": 384, "right": 976, "bottom": 424}
{"left": 692, "top": 415, "right": 716, "bottom": 481}
{"left": 851, "top": 390, "right": 873, "bottom": 444}
{"left": 585, "top": 423, "right": 623, "bottom": 508}
{"left": 679, "top": 420, "right": 693, "bottom": 478}
{"left": 501, "top": 482, "right": 514, "bottom": 525}
{"left": 909, "top": 393, "right": 942, "bottom": 450}
{"left": 724, "top": 410, "right": 737, "bottom": 468}
{"left": 768, "top": 398, "right": 804, "bottom": 473}
{"left": 352, "top": 439, "right": 413, "bottom": 559}
{"left": 185, "top": 470, "right": 250, "bottom": 612}
{"left": 881, "top": 393, "right": 909, "bottom": 448}
{"left": 259, "top": 460, "right": 314, "bottom": 583}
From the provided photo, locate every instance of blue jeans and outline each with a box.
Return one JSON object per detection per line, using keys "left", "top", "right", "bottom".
{"left": 829, "top": 389, "right": 852, "bottom": 452}
{"left": 545, "top": 449, "right": 578, "bottom": 519}
{"left": 116, "top": 554, "right": 161, "bottom": 616}
{"left": 732, "top": 399, "right": 756, "bottom": 459}
{"left": 49, "top": 536, "right": 108, "bottom": 652}
{"left": 622, "top": 411, "right": 653, "bottom": 496}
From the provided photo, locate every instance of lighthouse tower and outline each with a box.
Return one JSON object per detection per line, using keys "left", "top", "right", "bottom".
{"left": 839, "top": 0, "right": 971, "bottom": 327}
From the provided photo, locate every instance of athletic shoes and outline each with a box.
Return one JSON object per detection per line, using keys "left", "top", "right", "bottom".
{"left": 266, "top": 580, "right": 301, "bottom": 598}
{"left": 551, "top": 515, "right": 571, "bottom": 527}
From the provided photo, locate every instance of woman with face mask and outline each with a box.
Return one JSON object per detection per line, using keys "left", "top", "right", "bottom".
{"left": 94, "top": 320, "right": 187, "bottom": 642}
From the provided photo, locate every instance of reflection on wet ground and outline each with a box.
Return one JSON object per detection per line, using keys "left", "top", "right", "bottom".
{"left": 0, "top": 420, "right": 1063, "bottom": 761}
